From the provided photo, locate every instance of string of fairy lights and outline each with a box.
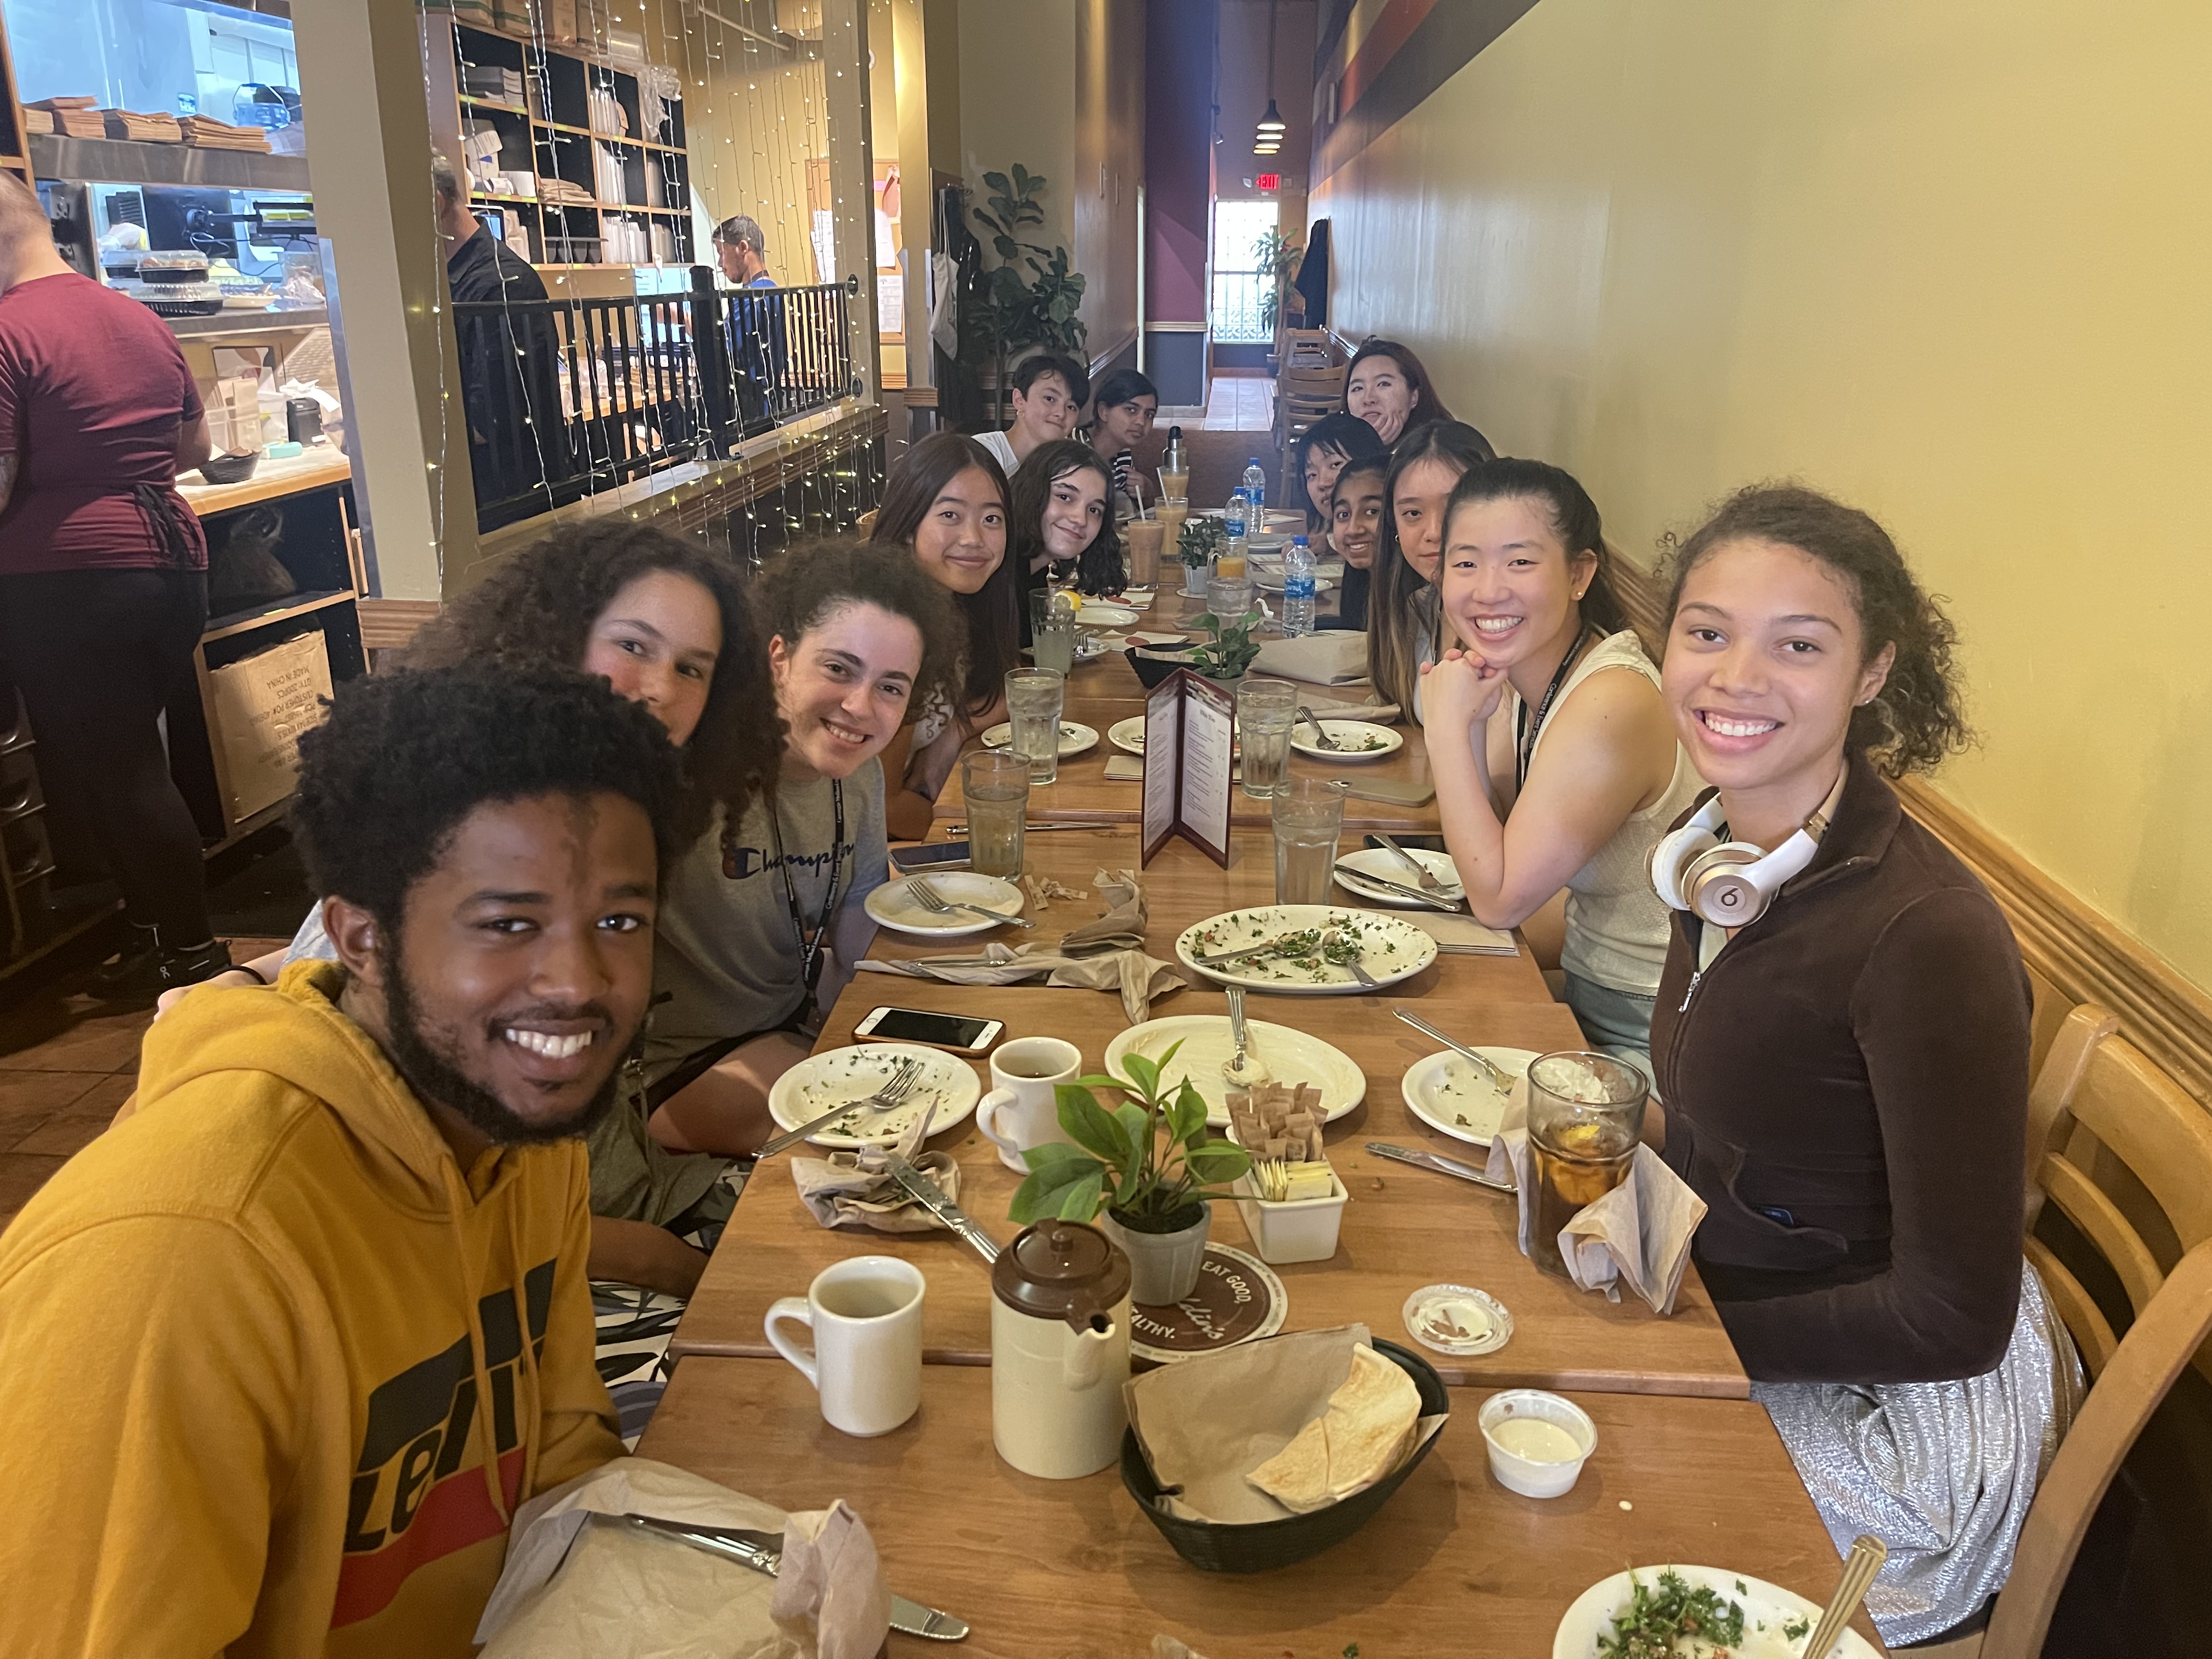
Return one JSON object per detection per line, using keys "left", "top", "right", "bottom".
{"left": 410, "top": 0, "right": 877, "bottom": 569}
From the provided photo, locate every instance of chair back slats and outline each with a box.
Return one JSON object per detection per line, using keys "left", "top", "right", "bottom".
{"left": 2024, "top": 1235, "right": 2118, "bottom": 1378}
{"left": 1985, "top": 1239, "right": 2212, "bottom": 1659}
{"left": 2062, "top": 1038, "right": 2212, "bottom": 1251}
{"left": 2022, "top": 1005, "right": 2117, "bottom": 1226}
{"left": 2038, "top": 1154, "right": 2165, "bottom": 1321}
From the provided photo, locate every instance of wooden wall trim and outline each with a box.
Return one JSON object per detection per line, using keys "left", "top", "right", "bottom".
{"left": 356, "top": 599, "right": 442, "bottom": 652}
{"left": 1609, "top": 554, "right": 2212, "bottom": 1105}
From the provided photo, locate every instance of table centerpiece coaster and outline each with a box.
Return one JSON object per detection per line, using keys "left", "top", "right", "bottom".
{"left": 1130, "top": 1242, "right": 1288, "bottom": 1364}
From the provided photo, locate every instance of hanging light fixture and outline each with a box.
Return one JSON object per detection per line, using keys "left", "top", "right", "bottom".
{"left": 1253, "top": 1, "right": 1284, "bottom": 155}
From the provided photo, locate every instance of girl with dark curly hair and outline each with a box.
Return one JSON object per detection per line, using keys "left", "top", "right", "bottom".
{"left": 868, "top": 431, "right": 1014, "bottom": 839}
{"left": 646, "top": 540, "right": 962, "bottom": 1158}
{"left": 1647, "top": 486, "right": 2078, "bottom": 1645}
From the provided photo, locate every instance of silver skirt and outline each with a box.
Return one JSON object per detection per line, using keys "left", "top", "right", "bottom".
{"left": 1752, "top": 1260, "right": 2084, "bottom": 1646}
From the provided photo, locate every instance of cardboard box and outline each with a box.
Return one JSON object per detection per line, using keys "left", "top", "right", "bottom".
{"left": 207, "top": 630, "right": 334, "bottom": 824}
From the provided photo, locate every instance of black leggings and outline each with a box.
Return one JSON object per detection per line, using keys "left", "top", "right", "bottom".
{"left": 0, "top": 568, "right": 211, "bottom": 943}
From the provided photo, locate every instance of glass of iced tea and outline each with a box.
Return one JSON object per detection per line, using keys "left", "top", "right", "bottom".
{"left": 1523, "top": 1051, "right": 1647, "bottom": 1279}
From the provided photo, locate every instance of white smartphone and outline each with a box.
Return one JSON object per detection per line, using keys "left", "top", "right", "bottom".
{"left": 852, "top": 1006, "right": 1005, "bottom": 1056}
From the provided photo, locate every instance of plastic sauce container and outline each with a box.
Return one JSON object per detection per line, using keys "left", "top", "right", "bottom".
{"left": 1478, "top": 1389, "right": 1596, "bottom": 1498}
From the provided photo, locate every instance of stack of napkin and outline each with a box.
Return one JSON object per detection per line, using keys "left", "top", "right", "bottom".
{"left": 102, "top": 109, "right": 183, "bottom": 143}
{"left": 1482, "top": 1092, "right": 1707, "bottom": 1313}
{"left": 31, "top": 97, "right": 106, "bottom": 139}
{"left": 856, "top": 869, "right": 1186, "bottom": 1023}
{"left": 179, "top": 115, "right": 273, "bottom": 153}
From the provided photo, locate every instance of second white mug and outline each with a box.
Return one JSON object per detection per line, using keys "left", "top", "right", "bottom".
{"left": 763, "top": 1256, "right": 925, "bottom": 1436}
{"left": 975, "top": 1036, "right": 1083, "bottom": 1172}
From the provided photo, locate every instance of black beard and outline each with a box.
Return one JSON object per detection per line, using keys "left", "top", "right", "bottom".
{"left": 381, "top": 952, "right": 627, "bottom": 1148}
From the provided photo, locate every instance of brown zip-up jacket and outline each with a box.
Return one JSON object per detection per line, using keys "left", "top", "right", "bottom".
{"left": 1651, "top": 749, "right": 2030, "bottom": 1385}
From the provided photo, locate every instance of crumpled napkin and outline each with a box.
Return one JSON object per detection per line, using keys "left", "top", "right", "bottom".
{"left": 475, "top": 1457, "right": 889, "bottom": 1659}
{"left": 791, "top": 1114, "right": 963, "bottom": 1233}
{"left": 1482, "top": 1094, "right": 1706, "bottom": 1315}
{"left": 856, "top": 870, "right": 1187, "bottom": 1022}
{"left": 1304, "top": 695, "right": 1401, "bottom": 724}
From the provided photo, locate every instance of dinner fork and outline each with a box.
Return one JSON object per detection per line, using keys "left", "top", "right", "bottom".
{"left": 756, "top": 1058, "right": 924, "bottom": 1158}
{"left": 1295, "top": 706, "right": 1343, "bottom": 751}
{"left": 1393, "top": 1008, "right": 1514, "bottom": 1092}
{"left": 907, "top": 875, "right": 1035, "bottom": 929}
{"left": 1374, "top": 831, "right": 1446, "bottom": 892}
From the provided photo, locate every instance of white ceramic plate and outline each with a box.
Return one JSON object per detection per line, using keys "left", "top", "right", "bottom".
{"left": 765, "top": 1042, "right": 984, "bottom": 1150}
{"left": 1400, "top": 1046, "right": 1536, "bottom": 1148}
{"left": 980, "top": 720, "right": 1098, "bottom": 759}
{"left": 1107, "top": 715, "right": 1148, "bottom": 755}
{"left": 1104, "top": 1014, "right": 1367, "bottom": 1128}
{"left": 1076, "top": 603, "right": 1139, "bottom": 628}
{"left": 864, "top": 872, "right": 1028, "bottom": 937}
{"left": 1553, "top": 1565, "right": 1880, "bottom": 1659}
{"left": 1290, "top": 720, "right": 1402, "bottom": 762}
{"left": 1254, "top": 573, "right": 1338, "bottom": 595}
{"left": 1176, "top": 905, "right": 1438, "bottom": 995}
{"left": 1333, "top": 845, "right": 1464, "bottom": 905}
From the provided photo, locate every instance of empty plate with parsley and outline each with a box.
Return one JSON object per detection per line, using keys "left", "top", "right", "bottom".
{"left": 1176, "top": 905, "right": 1437, "bottom": 994}
{"left": 1399, "top": 1045, "right": 1536, "bottom": 1147}
{"left": 1553, "top": 1565, "right": 1878, "bottom": 1658}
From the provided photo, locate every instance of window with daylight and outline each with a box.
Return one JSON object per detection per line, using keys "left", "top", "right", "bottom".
{"left": 1209, "top": 199, "right": 1278, "bottom": 345}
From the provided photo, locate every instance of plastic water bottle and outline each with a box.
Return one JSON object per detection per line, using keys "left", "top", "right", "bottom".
{"left": 1224, "top": 486, "right": 1249, "bottom": 541}
{"left": 1242, "top": 457, "right": 1267, "bottom": 510}
{"left": 1282, "top": 534, "right": 1317, "bottom": 636}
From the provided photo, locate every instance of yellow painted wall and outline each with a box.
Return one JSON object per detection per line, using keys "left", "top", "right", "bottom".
{"left": 1312, "top": 0, "right": 2212, "bottom": 990}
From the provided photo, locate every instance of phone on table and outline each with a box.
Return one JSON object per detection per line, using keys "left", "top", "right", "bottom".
{"left": 853, "top": 1006, "right": 1003, "bottom": 1056}
{"left": 889, "top": 839, "right": 972, "bottom": 873}
{"left": 1365, "top": 833, "right": 1447, "bottom": 856}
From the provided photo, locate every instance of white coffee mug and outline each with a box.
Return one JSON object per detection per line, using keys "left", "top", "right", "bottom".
{"left": 763, "top": 1256, "right": 924, "bottom": 1436}
{"left": 975, "top": 1036, "right": 1083, "bottom": 1172}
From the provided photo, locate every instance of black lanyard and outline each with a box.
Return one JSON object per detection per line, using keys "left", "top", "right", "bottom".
{"left": 1514, "top": 625, "right": 1595, "bottom": 789}
{"left": 750, "top": 779, "right": 845, "bottom": 1018}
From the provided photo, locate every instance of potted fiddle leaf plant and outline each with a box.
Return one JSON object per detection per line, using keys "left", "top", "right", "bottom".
{"left": 1190, "top": 605, "right": 1263, "bottom": 687}
{"left": 1009, "top": 1043, "right": 1251, "bottom": 1304}
{"left": 1177, "top": 515, "right": 1227, "bottom": 598}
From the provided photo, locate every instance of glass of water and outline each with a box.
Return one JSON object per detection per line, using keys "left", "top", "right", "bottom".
{"left": 961, "top": 751, "right": 1030, "bottom": 879}
{"left": 1236, "top": 677, "right": 1297, "bottom": 800}
{"left": 1272, "top": 777, "right": 1347, "bottom": 905}
{"left": 1003, "top": 667, "right": 1066, "bottom": 785}
{"left": 1029, "top": 589, "right": 1078, "bottom": 676}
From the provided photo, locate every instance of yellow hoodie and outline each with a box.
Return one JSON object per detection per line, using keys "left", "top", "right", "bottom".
{"left": 0, "top": 962, "right": 624, "bottom": 1657}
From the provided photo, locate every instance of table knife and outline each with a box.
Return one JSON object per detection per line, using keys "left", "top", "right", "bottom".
{"left": 618, "top": 1514, "right": 969, "bottom": 1641}
{"left": 882, "top": 1151, "right": 1002, "bottom": 1264}
{"left": 1331, "top": 864, "right": 1464, "bottom": 912}
{"left": 1365, "top": 1140, "right": 1516, "bottom": 1194}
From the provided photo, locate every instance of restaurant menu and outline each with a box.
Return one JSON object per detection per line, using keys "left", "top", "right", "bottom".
{"left": 1140, "top": 669, "right": 1234, "bottom": 868}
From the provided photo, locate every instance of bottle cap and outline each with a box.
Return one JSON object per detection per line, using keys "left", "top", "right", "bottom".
{"left": 1292, "top": 535, "right": 1308, "bottom": 548}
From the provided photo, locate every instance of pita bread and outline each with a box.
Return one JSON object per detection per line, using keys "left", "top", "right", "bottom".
{"left": 1246, "top": 1345, "right": 1421, "bottom": 1514}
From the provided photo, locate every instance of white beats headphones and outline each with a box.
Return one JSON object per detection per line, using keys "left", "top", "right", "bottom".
{"left": 1649, "top": 770, "right": 1847, "bottom": 928}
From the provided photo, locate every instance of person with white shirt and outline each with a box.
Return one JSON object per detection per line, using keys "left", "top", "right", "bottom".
{"left": 974, "top": 352, "right": 1087, "bottom": 477}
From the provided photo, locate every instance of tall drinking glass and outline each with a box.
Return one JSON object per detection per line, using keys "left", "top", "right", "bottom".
{"left": 1124, "top": 517, "right": 1164, "bottom": 588}
{"left": 1523, "top": 1052, "right": 1647, "bottom": 1279}
{"left": 961, "top": 751, "right": 1030, "bottom": 878}
{"left": 1272, "top": 778, "right": 1346, "bottom": 904}
{"left": 1237, "top": 677, "right": 1297, "bottom": 800}
{"left": 1029, "top": 590, "right": 1078, "bottom": 676}
{"left": 1207, "top": 572, "right": 1256, "bottom": 629}
{"left": 1003, "top": 667, "right": 1066, "bottom": 785}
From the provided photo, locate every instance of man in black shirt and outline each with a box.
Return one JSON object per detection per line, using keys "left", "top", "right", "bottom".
{"left": 435, "top": 157, "right": 571, "bottom": 509}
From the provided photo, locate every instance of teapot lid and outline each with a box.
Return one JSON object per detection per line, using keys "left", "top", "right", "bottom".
{"left": 993, "top": 1220, "right": 1131, "bottom": 1330}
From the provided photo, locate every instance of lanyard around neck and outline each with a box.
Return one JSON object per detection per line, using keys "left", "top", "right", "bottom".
{"left": 1515, "top": 625, "right": 1596, "bottom": 789}
{"left": 758, "top": 779, "right": 845, "bottom": 1013}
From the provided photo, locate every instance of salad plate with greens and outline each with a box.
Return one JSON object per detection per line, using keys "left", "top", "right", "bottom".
{"left": 1553, "top": 1565, "right": 1878, "bottom": 1659}
{"left": 1176, "top": 905, "right": 1437, "bottom": 995}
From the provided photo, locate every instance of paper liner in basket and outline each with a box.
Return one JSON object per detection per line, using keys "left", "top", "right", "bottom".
{"left": 1123, "top": 1324, "right": 1444, "bottom": 1525}
{"left": 1482, "top": 1094, "right": 1706, "bottom": 1315}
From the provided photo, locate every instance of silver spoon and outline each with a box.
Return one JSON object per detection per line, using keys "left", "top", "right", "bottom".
{"left": 1392, "top": 1008, "right": 1514, "bottom": 1092}
{"left": 1222, "top": 984, "right": 1269, "bottom": 1086}
{"left": 1319, "top": 927, "right": 1379, "bottom": 989}
{"left": 1803, "top": 1534, "right": 1887, "bottom": 1659}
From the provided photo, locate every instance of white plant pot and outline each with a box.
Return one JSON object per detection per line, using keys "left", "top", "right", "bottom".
{"left": 1182, "top": 563, "right": 1210, "bottom": 596}
{"left": 1100, "top": 1204, "right": 1210, "bottom": 1305}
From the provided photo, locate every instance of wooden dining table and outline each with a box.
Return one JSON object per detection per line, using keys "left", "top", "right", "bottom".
{"left": 638, "top": 1359, "right": 1886, "bottom": 1658}
{"left": 672, "top": 822, "right": 1748, "bottom": 1399}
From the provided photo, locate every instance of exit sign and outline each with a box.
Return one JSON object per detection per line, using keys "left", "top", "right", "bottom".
{"left": 1255, "top": 173, "right": 1281, "bottom": 192}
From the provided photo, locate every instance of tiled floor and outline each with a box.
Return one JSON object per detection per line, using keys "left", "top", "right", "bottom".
{"left": 1203, "top": 375, "right": 1277, "bottom": 433}
{"left": 0, "top": 935, "right": 288, "bottom": 1226}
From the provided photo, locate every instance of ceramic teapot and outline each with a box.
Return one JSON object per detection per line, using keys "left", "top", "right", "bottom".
{"left": 990, "top": 1219, "right": 1132, "bottom": 1480}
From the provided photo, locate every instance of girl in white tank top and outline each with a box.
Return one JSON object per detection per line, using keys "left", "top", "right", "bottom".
{"left": 1421, "top": 461, "right": 1702, "bottom": 1077}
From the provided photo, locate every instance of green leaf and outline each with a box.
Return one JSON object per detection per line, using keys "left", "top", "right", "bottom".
{"left": 1009, "top": 1153, "right": 1103, "bottom": 1223}
{"left": 1054, "top": 1170, "right": 1106, "bottom": 1223}
{"left": 1017, "top": 1141, "right": 1091, "bottom": 1176}
{"left": 982, "top": 170, "right": 1010, "bottom": 194}
{"left": 1116, "top": 1051, "right": 1160, "bottom": 1101}
{"left": 1185, "top": 1143, "right": 1253, "bottom": 1184}
{"left": 1165, "top": 1079, "right": 1208, "bottom": 1144}
{"left": 1058, "top": 1090, "right": 1132, "bottom": 1164}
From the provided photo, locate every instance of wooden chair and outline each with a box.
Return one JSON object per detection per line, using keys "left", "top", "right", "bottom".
{"left": 1276, "top": 361, "right": 1350, "bottom": 497}
{"left": 1914, "top": 1004, "right": 2212, "bottom": 1657}
{"left": 1282, "top": 327, "right": 1335, "bottom": 367}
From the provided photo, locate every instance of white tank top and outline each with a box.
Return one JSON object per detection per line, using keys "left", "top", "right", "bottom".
{"left": 1517, "top": 629, "right": 1703, "bottom": 996}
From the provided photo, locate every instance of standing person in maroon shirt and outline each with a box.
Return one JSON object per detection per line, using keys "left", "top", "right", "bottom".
{"left": 0, "top": 173, "right": 233, "bottom": 997}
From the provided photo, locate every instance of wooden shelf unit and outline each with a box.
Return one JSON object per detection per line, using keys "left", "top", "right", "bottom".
{"left": 434, "top": 18, "right": 696, "bottom": 271}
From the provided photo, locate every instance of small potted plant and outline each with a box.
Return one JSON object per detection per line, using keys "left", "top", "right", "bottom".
{"left": 1177, "top": 516, "right": 1227, "bottom": 598}
{"left": 1189, "top": 606, "right": 1263, "bottom": 687}
{"left": 1009, "top": 1044, "right": 1251, "bottom": 1304}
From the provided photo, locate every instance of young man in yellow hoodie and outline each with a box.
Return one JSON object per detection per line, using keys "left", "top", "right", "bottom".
{"left": 0, "top": 663, "right": 687, "bottom": 1656}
